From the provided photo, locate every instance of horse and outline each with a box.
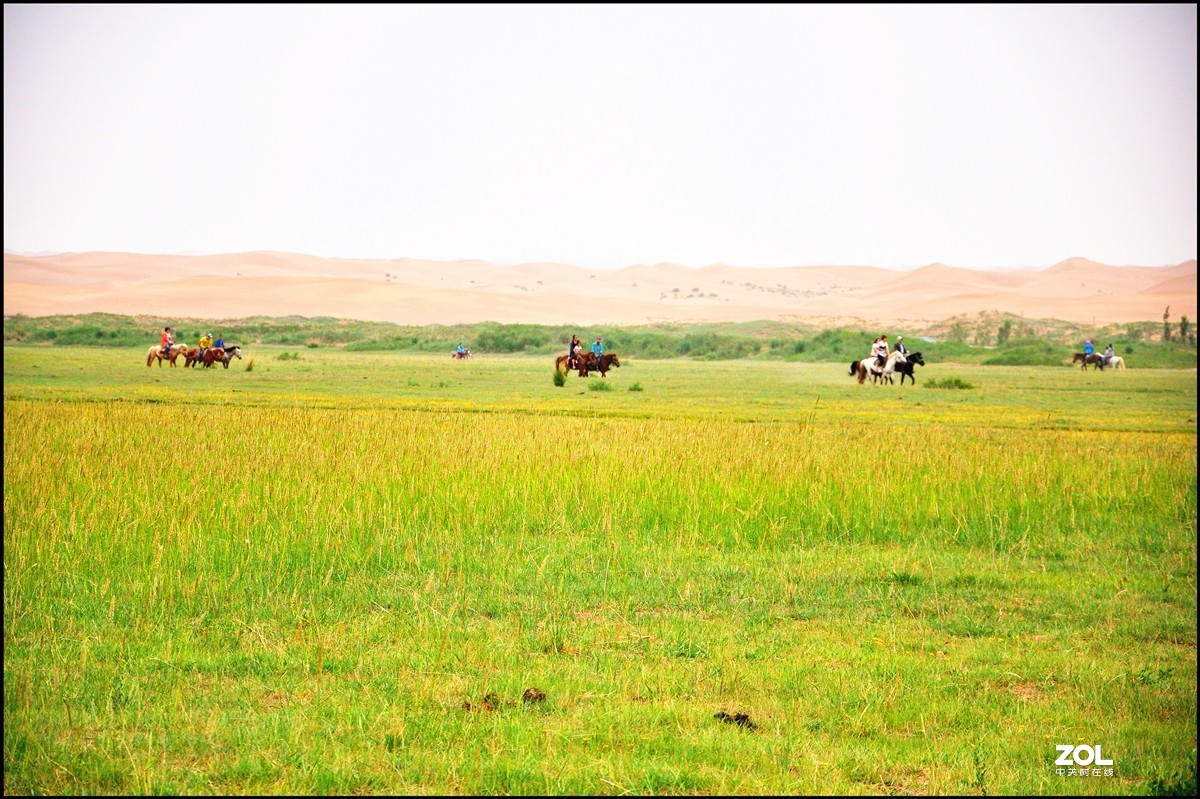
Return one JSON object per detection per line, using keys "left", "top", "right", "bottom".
{"left": 452, "top": 348, "right": 472, "bottom": 360}
{"left": 146, "top": 344, "right": 187, "bottom": 367}
{"left": 1104, "top": 355, "right": 1126, "bottom": 371}
{"left": 202, "top": 345, "right": 242, "bottom": 369}
{"left": 850, "top": 350, "right": 903, "bottom": 384}
{"left": 554, "top": 351, "right": 585, "bottom": 375}
{"left": 579, "top": 352, "right": 621, "bottom": 377}
{"left": 889, "top": 351, "right": 926, "bottom": 385}
{"left": 1072, "top": 352, "right": 1105, "bottom": 370}
{"left": 183, "top": 347, "right": 203, "bottom": 368}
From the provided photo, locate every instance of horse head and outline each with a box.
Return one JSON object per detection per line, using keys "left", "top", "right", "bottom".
{"left": 230, "top": 346, "right": 243, "bottom": 359}
{"left": 606, "top": 354, "right": 620, "bottom": 368}
{"left": 909, "top": 351, "right": 925, "bottom": 366}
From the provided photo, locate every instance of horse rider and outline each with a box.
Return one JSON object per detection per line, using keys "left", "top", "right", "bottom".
{"left": 199, "top": 332, "right": 213, "bottom": 360}
{"left": 1103, "top": 343, "right": 1114, "bottom": 367}
{"left": 893, "top": 335, "right": 908, "bottom": 363}
{"left": 871, "top": 335, "right": 889, "bottom": 371}
{"left": 568, "top": 334, "right": 582, "bottom": 370}
{"left": 160, "top": 326, "right": 173, "bottom": 356}
{"left": 455, "top": 343, "right": 466, "bottom": 359}
{"left": 214, "top": 333, "right": 225, "bottom": 351}
{"left": 591, "top": 337, "right": 604, "bottom": 369}
{"left": 1084, "top": 339, "right": 1094, "bottom": 357}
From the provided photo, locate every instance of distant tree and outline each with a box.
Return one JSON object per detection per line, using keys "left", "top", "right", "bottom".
{"left": 997, "top": 319, "right": 1013, "bottom": 345}
{"left": 1180, "top": 315, "right": 1191, "bottom": 343}
{"left": 1163, "top": 306, "right": 1171, "bottom": 342}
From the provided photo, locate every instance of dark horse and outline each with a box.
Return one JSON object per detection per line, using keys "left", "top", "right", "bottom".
{"left": 889, "top": 351, "right": 926, "bottom": 385}
{"left": 579, "top": 352, "right": 620, "bottom": 377}
{"left": 202, "top": 345, "right": 242, "bottom": 369}
{"left": 556, "top": 352, "right": 620, "bottom": 377}
{"left": 1072, "top": 352, "right": 1104, "bottom": 371}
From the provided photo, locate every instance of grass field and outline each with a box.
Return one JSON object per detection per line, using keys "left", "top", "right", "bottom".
{"left": 4, "top": 345, "right": 1196, "bottom": 795}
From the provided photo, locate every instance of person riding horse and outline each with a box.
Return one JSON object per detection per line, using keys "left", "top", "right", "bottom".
{"left": 871, "top": 335, "right": 889, "bottom": 371}
{"left": 567, "top": 335, "right": 582, "bottom": 370}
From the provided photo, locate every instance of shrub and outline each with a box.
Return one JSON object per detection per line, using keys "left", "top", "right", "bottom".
{"left": 588, "top": 380, "right": 613, "bottom": 391}
{"left": 925, "top": 377, "right": 974, "bottom": 389}
{"left": 628, "top": 382, "right": 643, "bottom": 392}
{"left": 552, "top": 370, "right": 566, "bottom": 387}
{"left": 278, "top": 351, "right": 301, "bottom": 361}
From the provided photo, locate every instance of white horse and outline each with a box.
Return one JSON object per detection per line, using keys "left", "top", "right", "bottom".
{"left": 875, "top": 350, "right": 911, "bottom": 384}
{"left": 850, "top": 350, "right": 904, "bottom": 385}
{"left": 1105, "top": 355, "right": 1126, "bottom": 371}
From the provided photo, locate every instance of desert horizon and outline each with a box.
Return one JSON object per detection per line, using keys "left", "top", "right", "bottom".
{"left": 3, "top": 250, "right": 1195, "bottom": 329}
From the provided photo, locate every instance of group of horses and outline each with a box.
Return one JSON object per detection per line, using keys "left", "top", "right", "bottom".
{"left": 1072, "top": 352, "right": 1126, "bottom": 371}
{"left": 146, "top": 343, "right": 243, "bottom": 369}
{"left": 850, "top": 350, "right": 926, "bottom": 385}
{"left": 555, "top": 351, "right": 621, "bottom": 378}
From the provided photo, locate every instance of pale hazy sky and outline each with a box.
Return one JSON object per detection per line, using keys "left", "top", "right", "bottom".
{"left": 4, "top": 3, "right": 1196, "bottom": 269}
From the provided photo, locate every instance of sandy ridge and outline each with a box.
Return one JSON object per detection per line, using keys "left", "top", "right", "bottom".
{"left": 4, "top": 251, "right": 1195, "bottom": 328}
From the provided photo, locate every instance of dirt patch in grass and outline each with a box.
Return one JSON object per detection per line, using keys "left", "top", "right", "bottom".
{"left": 1009, "top": 682, "right": 1044, "bottom": 702}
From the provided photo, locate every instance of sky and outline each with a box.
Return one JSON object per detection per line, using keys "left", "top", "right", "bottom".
{"left": 4, "top": 4, "right": 1197, "bottom": 270}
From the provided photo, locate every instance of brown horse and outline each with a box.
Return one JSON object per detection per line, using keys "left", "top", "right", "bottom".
{"left": 146, "top": 344, "right": 187, "bottom": 367}
{"left": 183, "top": 347, "right": 203, "bottom": 368}
{"left": 202, "top": 345, "right": 242, "bottom": 369}
{"left": 579, "top": 352, "right": 621, "bottom": 377}
{"left": 1072, "top": 352, "right": 1104, "bottom": 370}
{"left": 555, "top": 351, "right": 583, "bottom": 374}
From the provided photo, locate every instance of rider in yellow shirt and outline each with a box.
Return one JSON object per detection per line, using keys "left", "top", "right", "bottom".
{"left": 199, "top": 333, "right": 213, "bottom": 359}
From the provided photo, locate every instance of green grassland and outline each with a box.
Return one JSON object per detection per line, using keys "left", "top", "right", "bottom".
{"left": 4, "top": 343, "right": 1196, "bottom": 795}
{"left": 5, "top": 312, "right": 1199, "bottom": 369}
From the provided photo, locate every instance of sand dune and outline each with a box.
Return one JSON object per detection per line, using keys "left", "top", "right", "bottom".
{"left": 3, "top": 251, "right": 1195, "bottom": 328}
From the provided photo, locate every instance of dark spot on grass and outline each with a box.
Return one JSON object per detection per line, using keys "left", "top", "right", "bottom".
{"left": 714, "top": 710, "right": 758, "bottom": 730}
{"left": 522, "top": 688, "right": 546, "bottom": 704}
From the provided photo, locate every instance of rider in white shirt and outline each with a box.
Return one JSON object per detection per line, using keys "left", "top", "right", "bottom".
{"left": 871, "top": 335, "right": 889, "bottom": 370}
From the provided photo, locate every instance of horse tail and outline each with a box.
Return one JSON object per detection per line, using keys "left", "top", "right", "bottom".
{"left": 849, "top": 360, "right": 858, "bottom": 376}
{"left": 147, "top": 347, "right": 155, "bottom": 367}
{"left": 856, "top": 365, "right": 866, "bottom": 384}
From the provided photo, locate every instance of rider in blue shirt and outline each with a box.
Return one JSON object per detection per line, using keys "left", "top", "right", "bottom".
{"left": 1084, "top": 340, "right": 1094, "bottom": 356}
{"left": 591, "top": 337, "right": 604, "bottom": 367}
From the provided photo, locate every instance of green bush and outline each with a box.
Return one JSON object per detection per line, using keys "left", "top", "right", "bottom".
{"left": 925, "top": 377, "right": 974, "bottom": 389}
{"left": 588, "top": 380, "right": 613, "bottom": 391}
{"left": 552, "top": 370, "right": 566, "bottom": 387}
